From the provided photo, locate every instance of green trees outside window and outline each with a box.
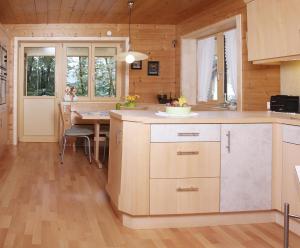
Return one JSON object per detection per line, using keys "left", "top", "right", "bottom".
{"left": 66, "top": 47, "right": 89, "bottom": 97}
{"left": 95, "top": 56, "right": 116, "bottom": 97}
{"left": 26, "top": 55, "right": 55, "bottom": 96}
{"left": 24, "top": 45, "right": 119, "bottom": 99}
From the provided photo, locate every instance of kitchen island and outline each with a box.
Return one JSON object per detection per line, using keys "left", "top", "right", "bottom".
{"left": 106, "top": 110, "right": 300, "bottom": 232}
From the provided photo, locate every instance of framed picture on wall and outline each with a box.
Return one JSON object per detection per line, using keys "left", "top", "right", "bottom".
{"left": 131, "top": 60, "right": 142, "bottom": 70}
{"left": 148, "top": 61, "right": 159, "bottom": 76}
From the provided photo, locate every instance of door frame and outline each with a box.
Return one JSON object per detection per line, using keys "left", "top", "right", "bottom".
{"left": 18, "top": 42, "right": 62, "bottom": 142}
{"left": 13, "top": 36, "right": 129, "bottom": 145}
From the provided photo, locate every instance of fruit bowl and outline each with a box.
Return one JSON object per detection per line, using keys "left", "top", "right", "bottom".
{"left": 165, "top": 106, "right": 191, "bottom": 115}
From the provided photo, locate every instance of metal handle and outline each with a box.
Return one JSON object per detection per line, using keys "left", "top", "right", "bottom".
{"left": 177, "top": 187, "right": 199, "bottom": 192}
{"left": 177, "top": 151, "right": 199, "bottom": 156}
{"left": 177, "top": 132, "right": 199, "bottom": 137}
{"left": 226, "top": 131, "right": 231, "bottom": 153}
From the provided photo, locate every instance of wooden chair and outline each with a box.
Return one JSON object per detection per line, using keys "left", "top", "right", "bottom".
{"left": 59, "top": 103, "right": 94, "bottom": 164}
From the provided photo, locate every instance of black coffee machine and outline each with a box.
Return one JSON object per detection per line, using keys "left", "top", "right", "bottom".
{"left": 270, "top": 95, "right": 300, "bottom": 113}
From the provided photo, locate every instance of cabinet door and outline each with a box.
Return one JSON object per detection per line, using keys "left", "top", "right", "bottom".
{"left": 107, "top": 118, "right": 123, "bottom": 208}
{"left": 282, "top": 142, "right": 300, "bottom": 215}
{"left": 247, "top": 0, "right": 300, "bottom": 61}
{"left": 220, "top": 124, "right": 272, "bottom": 212}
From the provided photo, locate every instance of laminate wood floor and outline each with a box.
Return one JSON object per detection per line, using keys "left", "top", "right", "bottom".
{"left": 0, "top": 143, "right": 299, "bottom": 248}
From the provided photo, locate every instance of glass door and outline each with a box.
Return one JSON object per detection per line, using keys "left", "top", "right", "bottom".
{"left": 19, "top": 43, "right": 61, "bottom": 142}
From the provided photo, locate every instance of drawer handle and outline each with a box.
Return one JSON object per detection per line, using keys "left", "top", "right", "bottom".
{"left": 177, "top": 151, "right": 199, "bottom": 156}
{"left": 177, "top": 132, "right": 199, "bottom": 137}
{"left": 176, "top": 187, "right": 199, "bottom": 192}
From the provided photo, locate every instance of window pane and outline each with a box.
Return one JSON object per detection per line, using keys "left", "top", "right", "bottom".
{"left": 66, "top": 47, "right": 89, "bottom": 97}
{"left": 94, "top": 47, "right": 117, "bottom": 97}
{"left": 25, "top": 47, "right": 55, "bottom": 96}
{"left": 224, "top": 29, "right": 237, "bottom": 102}
{"left": 208, "top": 38, "right": 218, "bottom": 101}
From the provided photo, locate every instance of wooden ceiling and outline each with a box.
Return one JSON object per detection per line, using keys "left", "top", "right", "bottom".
{"left": 0, "top": 0, "right": 220, "bottom": 25}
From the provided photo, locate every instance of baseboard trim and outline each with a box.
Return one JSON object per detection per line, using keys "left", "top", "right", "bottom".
{"left": 122, "top": 211, "right": 277, "bottom": 229}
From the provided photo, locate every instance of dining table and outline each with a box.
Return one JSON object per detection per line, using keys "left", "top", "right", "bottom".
{"left": 74, "top": 110, "right": 110, "bottom": 168}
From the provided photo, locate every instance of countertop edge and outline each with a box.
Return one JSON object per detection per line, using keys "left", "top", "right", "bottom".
{"left": 109, "top": 111, "right": 300, "bottom": 126}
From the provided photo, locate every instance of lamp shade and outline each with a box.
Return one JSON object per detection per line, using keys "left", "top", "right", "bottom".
{"left": 116, "top": 51, "right": 148, "bottom": 63}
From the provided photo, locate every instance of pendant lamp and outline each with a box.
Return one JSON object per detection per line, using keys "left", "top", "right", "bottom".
{"left": 117, "top": 0, "right": 148, "bottom": 64}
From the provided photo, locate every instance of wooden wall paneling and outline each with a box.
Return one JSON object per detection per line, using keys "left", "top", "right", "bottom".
{"left": 3, "top": 0, "right": 27, "bottom": 24}
{"left": 35, "top": 0, "right": 48, "bottom": 24}
{"left": 80, "top": 0, "right": 103, "bottom": 23}
{"left": 0, "top": 0, "right": 222, "bottom": 25}
{"left": 176, "top": 0, "right": 280, "bottom": 111}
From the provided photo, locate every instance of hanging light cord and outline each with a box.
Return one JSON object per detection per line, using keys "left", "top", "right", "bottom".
{"left": 128, "top": 0, "right": 134, "bottom": 51}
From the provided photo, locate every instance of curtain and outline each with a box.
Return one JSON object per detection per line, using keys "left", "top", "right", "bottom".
{"left": 197, "top": 37, "right": 215, "bottom": 102}
{"left": 224, "top": 29, "right": 238, "bottom": 99}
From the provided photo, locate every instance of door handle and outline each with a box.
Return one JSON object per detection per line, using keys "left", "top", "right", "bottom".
{"left": 226, "top": 131, "right": 231, "bottom": 153}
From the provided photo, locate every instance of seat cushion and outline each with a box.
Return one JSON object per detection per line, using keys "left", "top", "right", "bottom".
{"left": 65, "top": 126, "right": 94, "bottom": 136}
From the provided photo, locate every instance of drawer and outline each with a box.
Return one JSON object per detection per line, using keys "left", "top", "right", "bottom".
{"left": 150, "top": 124, "right": 220, "bottom": 142}
{"left": 150, "top": 142, "right": 220, "bottom": 178}
{"left": 150, "top": 178, "right": 220, "bottom": 215}
{"left": 283, "top": 125, "right": 300, "bottom": 144}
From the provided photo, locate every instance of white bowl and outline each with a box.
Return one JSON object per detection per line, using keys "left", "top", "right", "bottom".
{"left": 165, "top": 106, "right": 191, "bottom": 115}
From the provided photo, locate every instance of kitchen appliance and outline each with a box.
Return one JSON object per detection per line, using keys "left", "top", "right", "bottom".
{"left": 0, "top": 76, "right": 6, "bottom": 105}
{"left": 0, "top": 45, "right": 7, "bottom": 70}
{"left": 270, "top": 95, "right": 299, "bottom": 113}
{"left": 0, "top": 44, "right": 7, "bottom": 105}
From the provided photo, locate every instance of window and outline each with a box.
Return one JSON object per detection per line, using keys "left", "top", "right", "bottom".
{"left": 208, "top": 37, "right": 218, "bottom": 101}
{"left": 197, "top": 29, "right": 237, "bottom": 103}
{"left": 64, "top": 43, "right": 122, "bottom": 101}
{"left": 24, "top": 47, "right": 55, "bottom": 96}
{"left": 94, "top": 47, "right": 117, "bottom": 97}
{"left": 66, "top": 47, "right": 89, "bottom": 97}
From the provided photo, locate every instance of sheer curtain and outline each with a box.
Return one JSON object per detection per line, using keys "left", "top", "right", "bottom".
{"left": 197, "top": 37, "right": 215, "bottom": 102}
{"left": 224, "top": 29, "right": 237, "bottom": 100}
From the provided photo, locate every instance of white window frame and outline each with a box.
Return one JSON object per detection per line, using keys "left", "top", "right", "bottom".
{"left": 180, "top": 15, "right": 242, "bottom": 110}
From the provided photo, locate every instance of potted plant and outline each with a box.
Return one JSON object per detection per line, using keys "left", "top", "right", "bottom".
{"left": 124, "top": 95, "right": 140, "bottom": 108}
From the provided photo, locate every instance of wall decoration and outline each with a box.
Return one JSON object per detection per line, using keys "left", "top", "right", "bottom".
{"left": 148, "top": 61, "right": 159, "bottom": 76}
{"left": 131, "top": 60, "right": 142, "bottom": 70}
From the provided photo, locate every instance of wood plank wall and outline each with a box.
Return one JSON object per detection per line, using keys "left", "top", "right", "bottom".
{"left": 3, "top": 24, "right": 176, "bottom": 143}
{"left": 176, "top": 0, "right": 280, "bottom": 111}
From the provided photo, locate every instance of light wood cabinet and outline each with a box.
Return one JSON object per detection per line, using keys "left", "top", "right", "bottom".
{"left": 282, "top": 139, "right": 300, "bottom": 216}
{"left": 149, "top": 124, "right": 221, "bottom": 215}
{"left": 108, "top": 118, "right": 276, "bottom": 218}
{"left": 247, "top": 0, "right": 300, "bottom": 62}
{"left": 220, "top": 124, "right": 272, "bottom": 212}
{"left": 107, "top": 117, "right": 150, "bottom": 215}
{"left": 150, "top": 178, "right": 220, "bottom": 215}
{"left": 282, "top": 124, "right": 300, "bottom": 215}
{"left": 150, "top": 142, "right": 220, "bottom": 178}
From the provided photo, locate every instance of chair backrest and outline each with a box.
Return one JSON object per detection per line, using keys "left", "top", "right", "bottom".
{"left": 59, "top": 103, "right": 72, "bottom": 133}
